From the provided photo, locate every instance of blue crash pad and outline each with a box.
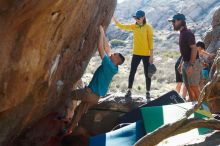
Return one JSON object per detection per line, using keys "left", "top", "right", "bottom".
{"left": 89, "top": 120, "right": 145, "bottom": 146}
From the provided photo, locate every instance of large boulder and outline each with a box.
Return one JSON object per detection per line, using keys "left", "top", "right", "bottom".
{"left": 205, "top": 48, "right": 220, "bottom": 114}
{"left": 80, "top": 94, "right": 147, "bottom": 135}
{"left": 204, "top": 6, "right": 220, "bottom": 54}
{"left": 203, "top": 7, "right": 220, "bottom": 114}
{"left": 0, "top": 0, "right": 116, "bottom": 145}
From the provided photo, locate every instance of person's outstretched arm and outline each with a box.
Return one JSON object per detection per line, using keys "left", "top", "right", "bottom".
{"left": 112, "top": 16, "right": 135, "bottom": 31}
{"left": 98, "top": 26, "right": 105, "bottom": 59}
{"left": 99, "top": 26, "right": 111, "bottom": 56}
{"left": 104, "top": 37, "right": 111, "bottom": 56}
{"left": 200, "top": 50, "right": 215, "bottom": 59}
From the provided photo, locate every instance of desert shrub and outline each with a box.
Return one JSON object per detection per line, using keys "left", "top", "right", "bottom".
{"left": 110, "top": 39, "right": 126, "bottom": 48}
{"left": 160, "top": 50, "right": 180, "bottom": 59}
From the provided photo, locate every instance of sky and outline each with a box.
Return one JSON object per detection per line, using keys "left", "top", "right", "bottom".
{"left": 117, "top": 0, "right": 126, "bottom": 3}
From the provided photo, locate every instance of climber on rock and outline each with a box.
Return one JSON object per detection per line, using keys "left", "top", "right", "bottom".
{"left": 65, "top": 25, "right": 125, "bottom": 134}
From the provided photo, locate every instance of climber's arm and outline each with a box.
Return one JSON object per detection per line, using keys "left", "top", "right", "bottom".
{"left": 104, "top": 36, "right": 111, "bottom": 56}
{"left": 112, "top": 16, "right": 135, "bottom": 31}
{"left": 98, "top": 26, "right": 105, "bottom": 59}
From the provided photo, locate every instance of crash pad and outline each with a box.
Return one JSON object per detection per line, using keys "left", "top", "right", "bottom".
{"left": 89, "top": 120, "right": 145, "bottom": 146}
{"left": 118, "top": 90, "right": 185, "bottom": 124}
{"left": 140, "top": 102, "right": 212, "bottom": 146}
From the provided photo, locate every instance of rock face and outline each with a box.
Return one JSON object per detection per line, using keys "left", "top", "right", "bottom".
{"left": 0, "top": 0, "right": 116, "bottom": 145}
{"left": 80, "top": 94, "right": 147, "bottom": 135}
{"left": 203, "top": 7, "right": 220, "bottom": 114}
{"left": 204, "top": 6, "right": 220, "bottom": 54}
{"left": 205, "top": 48, "right": 220, "bottom": 114}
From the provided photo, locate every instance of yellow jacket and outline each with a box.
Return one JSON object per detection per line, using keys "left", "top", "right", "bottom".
{"left": 114, "top": 20, "right": 154, "bottom": 56}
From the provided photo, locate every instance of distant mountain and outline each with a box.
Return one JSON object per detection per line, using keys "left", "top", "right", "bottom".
{"left": 107, "top": 0, "right": 220, "bottom": 51}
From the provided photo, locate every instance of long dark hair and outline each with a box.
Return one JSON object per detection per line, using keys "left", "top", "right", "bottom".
{"left": 181, "top": 20, "right": 186, "bottom": 27}
{"left": 143, "top": 17, "right": 146, "bottom": 25}
{"left": 135, "top": 17, "right": 147, "bottom": 25}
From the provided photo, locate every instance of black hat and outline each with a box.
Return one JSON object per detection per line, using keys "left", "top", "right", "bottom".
{"left": 168, "top": 13, "right": 186, "bottom": 22}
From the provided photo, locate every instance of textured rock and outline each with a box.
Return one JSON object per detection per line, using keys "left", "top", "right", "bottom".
{"left": 212, "top": 7, "right": 220, "bottom": 27}
{"left": 205, "top": 49, "right": 220, "bottom": 114}
{"left": 0, "top": 0, "right": 116, "bottom": 145}
{"left": 204, "top": 6, "right": 220, "bottom": 54}
{"left": 80, "top": 93, "right": 147, "bottom": 135}
{"left": 203, "top": 30, "right": 213, "bottom": 49}
{"left": 203, "top": 7, "right": 220, "bottom": 114}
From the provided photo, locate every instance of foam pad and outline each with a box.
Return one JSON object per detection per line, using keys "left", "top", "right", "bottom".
{"left": 140, "top": 102, "right": 212, "bottom": 145}
{"left": 89, "top": 120, "right": 145, "bottom": 146}
{"left": 118, "top": 90, "right": 185, "bottom": 124}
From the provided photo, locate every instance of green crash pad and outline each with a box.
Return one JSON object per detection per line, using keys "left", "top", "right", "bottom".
{"left": 140, "top": 102, "right": 212, "bottom": 145}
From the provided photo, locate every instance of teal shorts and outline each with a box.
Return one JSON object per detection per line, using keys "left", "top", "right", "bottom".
{"left": 202, "top": 69, "right": 209, "bottom": 79}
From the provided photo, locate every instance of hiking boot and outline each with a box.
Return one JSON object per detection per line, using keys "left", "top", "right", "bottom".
{"left": 146, "top": 92, "right": 151, "bottom": 102}
{"left": 125, "top": 89, "right": 132, "bottom": 97}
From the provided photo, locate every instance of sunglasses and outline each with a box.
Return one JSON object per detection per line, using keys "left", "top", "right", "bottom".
{"left": 134, "top": 17, "right": 141, "bottom": 20}
{"left": 172, "top": 19, "right": 181, "bottom": 23}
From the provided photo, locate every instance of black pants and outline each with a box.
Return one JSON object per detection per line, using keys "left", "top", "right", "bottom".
{"left": 128, "top": 55, "right": 151, "bottom": 91}
{"left": 175, "top": 56, "right": 183, "bottom": 82}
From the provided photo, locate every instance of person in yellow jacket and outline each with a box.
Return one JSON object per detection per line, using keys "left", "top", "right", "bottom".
{"left": 113, "top": 10, "right": 154, "bottom": 100}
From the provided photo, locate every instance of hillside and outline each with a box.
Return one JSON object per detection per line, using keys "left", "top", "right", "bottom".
{"left": 107, "top": 0, "right": 220, "bottom": 51}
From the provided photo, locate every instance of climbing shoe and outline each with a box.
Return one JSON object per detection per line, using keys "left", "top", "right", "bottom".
{"left": 146, "top": 92, "right": 151, "bottom": 102}
{"left": 125, "top": 89, "right": 132, "bottom": 97}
